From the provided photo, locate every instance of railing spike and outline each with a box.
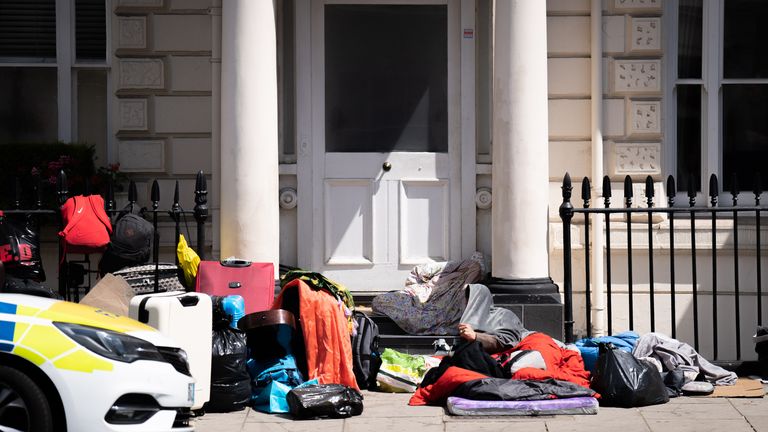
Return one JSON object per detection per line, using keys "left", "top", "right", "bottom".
{"left": 624, "top": 175, "right": 633, "bottom": 208}
{"left": 171, "top": 180, "right": 181, "bottom": 222}
{"left": 602, "top": 176, "right": 611, "bottom": 198}
{"left": 688, "top": 174, "right": 697, "bottom": 206}
{"left": 151, "top": 180, "right": 160, "bottom": 210}
{"left": 667, "top": 175, "right": 676, "bottom": 207}
{"left": 562, "top": 173, "right": 572, "bottom": 200}
{"left": 754, "top": 173, "right": 763, "bottom": 206}
{"left": 731, "top": 173, "right": 739, "bottom": 206}
{"left": 709, "top": 174, "right": 719, "bottom": 207}
{"left": 174, "top": 181, "right": 180, "bottom": 205}
{"left": 35, "top": 175, "right": 43, "bottom": 209}
{"left": 128, "top": 180, "right": 137, "bottom": 203}
{"left": 106, "top": 181, "right": 115, "bottom": 211}
{"left": 13, "top": 178, "right": 21, "bottom": 209}
{"left": 57, "top": 170, "right": 68, "bottom": 205}
{"left": 645, "top": 175, "right": 654, "bottom": 207}
{"left": 194, "top": 171, "right": 209, "bottom": 260}
{"left": 581, "top": 177, "right": 591, "bottom": 206}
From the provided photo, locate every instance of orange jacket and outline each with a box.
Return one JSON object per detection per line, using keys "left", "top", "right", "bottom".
{"left": 274, "top": 279, "right": 359, "bottom": 390}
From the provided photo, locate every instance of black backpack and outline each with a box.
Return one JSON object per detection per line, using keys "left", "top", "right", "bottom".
{"left": 99, "top": 213, "right": 154, "bottom": 275}
{"left": 351, "top": 311, "right": 382, "bottom": 390}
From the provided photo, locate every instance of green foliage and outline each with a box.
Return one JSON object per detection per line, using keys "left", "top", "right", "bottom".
{"left": 0, "top": 142, "right": 96, "bottom": 209}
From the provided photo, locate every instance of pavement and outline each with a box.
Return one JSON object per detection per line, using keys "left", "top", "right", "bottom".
{"left": 192, "top": 390, "right": 768, "bottom": 432}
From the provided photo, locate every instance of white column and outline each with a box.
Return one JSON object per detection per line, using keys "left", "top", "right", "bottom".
{"left": 220, "top": 0, "right": 280, "bottom": 274}
{"left": 491, "top": 0, "right": 549, "bottom": 280}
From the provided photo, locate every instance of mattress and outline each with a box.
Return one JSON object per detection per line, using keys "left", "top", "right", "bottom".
{"left": 446, "top": 396, "right": 599, "bottom": 416}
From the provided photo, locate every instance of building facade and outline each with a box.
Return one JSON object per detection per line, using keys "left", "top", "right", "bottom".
{"left": 2, "top": 0, "right": 766, "bottom": 360}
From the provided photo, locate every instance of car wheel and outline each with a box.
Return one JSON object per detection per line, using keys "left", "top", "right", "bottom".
{"left": 0, "top": 365, "right": 54, "bottom": 432}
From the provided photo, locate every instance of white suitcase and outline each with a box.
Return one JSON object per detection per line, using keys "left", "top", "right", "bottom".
{"left": 129, "top": 291, "right": 212, "bottom": 410}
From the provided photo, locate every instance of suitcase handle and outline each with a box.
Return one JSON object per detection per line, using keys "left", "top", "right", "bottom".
{"left": 220, "top": 259, "right": 251, "bottom": 268}
{"left": 178, "top": 295, "right": 200, "bottom": 307}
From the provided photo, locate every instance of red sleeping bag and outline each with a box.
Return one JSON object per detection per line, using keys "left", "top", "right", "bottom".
{"left": 195, "top": 260, "right": 274, "bottom": 314}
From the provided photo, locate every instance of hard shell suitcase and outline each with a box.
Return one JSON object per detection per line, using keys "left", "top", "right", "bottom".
{"left": 129, "top": 291, "right": 212, "bottom": 410}
{"left": 195, "top": 259, "right": 274, "bottom": 315}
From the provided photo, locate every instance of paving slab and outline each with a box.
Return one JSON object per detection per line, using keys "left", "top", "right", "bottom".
{"left": 240, "top": 421, "right": 344, "bottom": 432}
{"left": 445, "top": 420, "right": 547, "bottom": 432}
{"left": 644, "top": 419, "right": 754, "bottom": 432}
{"left": 343, "top": 416, "right": 444, "bottom": 432}
{"left": 729, "top": 397, "right": 768, "bottom": 416}
{"left": 193, "top": 409, "right": 248, "bottom": 431}
{"left": 638, "top": 400, "right": 743, "bottom": 420}
{"left": 744, "top": 415, "right": 768, "bottom": 432}
{"left": 545, "top": 408, "right": 651, "bottom": 432}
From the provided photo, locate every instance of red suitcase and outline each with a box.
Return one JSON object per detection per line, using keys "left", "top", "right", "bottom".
{"left": 195, "top": 259, "right": 275, "bottom": 314}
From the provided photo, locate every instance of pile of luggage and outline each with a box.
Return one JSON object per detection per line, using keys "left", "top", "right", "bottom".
{"left": 0, "top": 201, "right": 368, "bottom": 420}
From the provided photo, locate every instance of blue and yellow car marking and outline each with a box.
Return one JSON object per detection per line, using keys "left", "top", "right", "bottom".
{"left": 0, "top": 299, "right": 136, "bottom": 373}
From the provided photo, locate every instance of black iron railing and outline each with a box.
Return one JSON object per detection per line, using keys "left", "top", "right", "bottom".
{"left": 560, "top": 172, "right": 766, "bottom": 362}
{"left": 2, "top": 170, "right": 209, "bottom": 301}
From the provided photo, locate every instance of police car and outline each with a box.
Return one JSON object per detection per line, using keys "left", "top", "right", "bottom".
{"left": 0, "top": 293, "right": 195, "bottom": 432}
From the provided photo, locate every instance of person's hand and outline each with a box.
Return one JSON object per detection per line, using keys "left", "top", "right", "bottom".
{"left": 458, "top": 323, "right": 476, "bottom": 342}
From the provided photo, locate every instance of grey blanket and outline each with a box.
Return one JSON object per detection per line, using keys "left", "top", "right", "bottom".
{"left": 632, "top": 332, "right": 738, "bottom": 386}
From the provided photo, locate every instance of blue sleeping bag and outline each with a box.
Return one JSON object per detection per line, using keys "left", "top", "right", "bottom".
{"left": 574, "top": 331, "right": 639, "bottom": 373}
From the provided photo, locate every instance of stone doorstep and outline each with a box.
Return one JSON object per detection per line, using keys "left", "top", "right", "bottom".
{"left": 364, "top": 303, "right": 564, "bottom": 355}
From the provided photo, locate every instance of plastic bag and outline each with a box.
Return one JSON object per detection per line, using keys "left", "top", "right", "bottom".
{"left": 177, "top": 234, "right": 200, "bottom": 288}
{"left": 248, "top": 355, "right": 305, "bottom": 413}
{"left": 591, "top": 343, "right": 669, "bottom": 407}
{"left": 2, "top": 276, "right": 59, "bottom": 299}
{"left": 207, "top": 301, "right": 251, "bottom": 413}
{"left": 287, "top": 384, "right": 364, "bottom": 419}
{"left": 0, "top": 213, "right": 45, "bottom": 282}
{"left": 376, "top": 348, "right": 429, "bottom": 393}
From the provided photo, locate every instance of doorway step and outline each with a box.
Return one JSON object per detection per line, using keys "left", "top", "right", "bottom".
{"left": 354, "top": 293, "right": 564, "bottom": 354}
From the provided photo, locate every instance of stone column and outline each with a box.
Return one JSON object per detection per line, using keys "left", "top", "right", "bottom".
{"left": 220, "top": 0, "right": 279, "bottom": 275}
{"left": 489, "top": 0, "right": 558, "bottom": 324}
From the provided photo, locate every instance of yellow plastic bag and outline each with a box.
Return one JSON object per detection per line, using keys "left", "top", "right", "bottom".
{"left": 177, "top": 234, "right": 200, "bottom": 287}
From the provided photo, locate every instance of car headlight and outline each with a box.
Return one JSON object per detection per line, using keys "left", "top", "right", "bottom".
{"left": 53, "top": 322, "right": 165, "bottom": 364}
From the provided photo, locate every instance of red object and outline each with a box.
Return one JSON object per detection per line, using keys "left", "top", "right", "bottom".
{"left": 497, "top": 332, "right": 592, "bottom": 389}
{"left": 409, "top": 366, "right": 489, "bottom": 406}
{"left": 195, "top": 261, "right": 274, "bottom": 314}
{"left": 59, "top": 195, "right": 112, "bottom": 254}
{"left": 273, "top": 279, "right": 359, "bottom": 390}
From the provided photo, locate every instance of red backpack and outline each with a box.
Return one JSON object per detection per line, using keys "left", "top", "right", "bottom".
{"left": 59, "top": 195, "right": 113, "bottom": 254}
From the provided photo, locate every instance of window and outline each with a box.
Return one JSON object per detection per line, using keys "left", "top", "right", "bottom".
{"left": 0, "top": 0, "right": 108, "bottom": 164}
{"left": 670, "top": 0, "right": 768, "bottom": 193}
{"left": 324, "top": 4, "right": 448, "bottom": 153}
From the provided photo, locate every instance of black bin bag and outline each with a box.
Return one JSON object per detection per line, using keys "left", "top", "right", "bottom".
{"left": 591, "top": 342, "right": 669, "bottom": 407}
{"left": 206, "top": 298, "right": 251, "bottom": 413}
{"left": 287, "top": 384, "right": 364, "bottom": 419}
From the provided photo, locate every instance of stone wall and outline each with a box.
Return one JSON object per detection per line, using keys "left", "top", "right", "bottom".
{"left": 111, "top": 0, "right": 213, "bottom": 216}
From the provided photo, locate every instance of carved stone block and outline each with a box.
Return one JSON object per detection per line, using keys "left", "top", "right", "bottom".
{"left": 118, "top": 140, "right": 165, "bottom": 172}
{"left": 614, "top": 0, "right": 661, "bottom": 12}
{"left": 613, "top": 142, "right": 661, "bottom": 176}
{"left": 629, "top": 100, "right": 661, "bottom": 135}
{"left": 630, "top": 17, "right": 661, "bottom": 52}
{"left": 613, "top": 60, "right": 660, "bottom": 94}
{"left": 119, "top": 59, "right": 164, "bottom": 89}
{"left": 117, "top": 17, "right": 146, "bottom": 49}
{"left": 118, "top": 99, "right": 148, "bottom": 131}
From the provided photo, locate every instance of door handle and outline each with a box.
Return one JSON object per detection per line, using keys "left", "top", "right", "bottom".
{"left": 382, "top": 162, "right": 392, "bottom": 172}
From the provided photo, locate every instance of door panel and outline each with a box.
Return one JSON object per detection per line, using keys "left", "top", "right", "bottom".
{"left": 324, "top": 179, "right": 375, "bottom": 265}
{"left": 400, "top": 179, "right": 449, "bottom": 264}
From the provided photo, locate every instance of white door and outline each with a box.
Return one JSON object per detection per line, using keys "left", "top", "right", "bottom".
{"left": 308, "top": 0, "right": 461, "bottom": 291}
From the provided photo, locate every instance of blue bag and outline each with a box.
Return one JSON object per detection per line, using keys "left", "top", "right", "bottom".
{"left": 574, "top": 331, "right": 639, "bottom": 373}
